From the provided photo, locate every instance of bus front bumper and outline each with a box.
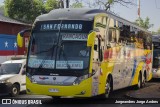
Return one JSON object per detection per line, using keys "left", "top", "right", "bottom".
{"left": 26, "top": 77, "right": 92, "bottom": 97}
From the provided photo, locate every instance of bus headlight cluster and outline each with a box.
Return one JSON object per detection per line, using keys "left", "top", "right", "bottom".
{"left": 27, "top": 73, "right": 37, "bottom": 83}
{"left": 31, "top": 76, "right": 37, "bottom": 83}
{"left": 73, "top": 70, "right": 96, "bottom": 85}
{"left": 73, "top": 74, "right": 89, "bottom": 85}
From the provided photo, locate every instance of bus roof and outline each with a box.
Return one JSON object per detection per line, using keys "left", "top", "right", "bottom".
{"left": 36, "top": 8, "right": 104, "bottom": 21}
{"left": 36, "top": 8, "right": 150, "bottom": 34}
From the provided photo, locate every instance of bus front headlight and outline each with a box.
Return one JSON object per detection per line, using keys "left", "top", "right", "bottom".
{"left": 27, "top": 73, "right": 37, "bottom": 83}
{"left": 73, "top": 70, "right": 96, "bottom": 85}
{"left": 73, "top": 74, "right": 89, "bottom": 85}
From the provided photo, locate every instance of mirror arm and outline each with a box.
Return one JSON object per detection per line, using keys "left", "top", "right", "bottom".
{"left": 20, "top": 29, "right": 31, "bottom": 37}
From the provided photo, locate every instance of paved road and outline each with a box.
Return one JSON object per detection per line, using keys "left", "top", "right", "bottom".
{"left": 0, "top": 79, "right": 160, "bottom": 107}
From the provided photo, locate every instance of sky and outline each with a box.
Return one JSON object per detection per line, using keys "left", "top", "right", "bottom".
{"left": 0, "top": 0, "right": 160, "bottom": 31}
{"left": 0, "top": 0, "right": 3, "bottom": 5}
{"left": 111, "top": 0, "right": 160, "bottom": 31}
{"left": 75, "top": 0, "right": 160, "bottom": 32}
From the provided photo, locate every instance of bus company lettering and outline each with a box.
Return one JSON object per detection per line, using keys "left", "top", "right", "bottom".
{"left": 62, "top": 33, "right": 87, "bottom": 41}
{"left": 40, "top": 24, "right": 83, "bottom": 31}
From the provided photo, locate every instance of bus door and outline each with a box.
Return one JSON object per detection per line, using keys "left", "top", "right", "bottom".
{"left": 92, "top": 34, "right": 104, "bottom": 96}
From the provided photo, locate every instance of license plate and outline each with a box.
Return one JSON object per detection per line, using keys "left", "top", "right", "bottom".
{"left": 49, "top": 88, "right": 59, "bottom": 93}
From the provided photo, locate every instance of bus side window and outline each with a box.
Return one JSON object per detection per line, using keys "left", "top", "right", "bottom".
{"left": 136, "top": 31, "right": 144, "bottom": 49}
{"left": 97, "top": 37, "right": 103, "bottom": 62}
{"left": 108, "top": 28, "right": 117, "bottom": 48}
{"left": 94, "top": 38, "right": 99, "bottom": 61}
{"left": 119, "top": 25, "right": 131, "bottom": 45}
{"left": 94, "top": 38, "right": 103, "bottom": 61}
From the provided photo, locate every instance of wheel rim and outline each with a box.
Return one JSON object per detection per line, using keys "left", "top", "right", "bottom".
{"left": 138, "top": 78, "right": 140, "bottom": 88}
{"left": 105, "top": 78, "right": 111, "bottom": 97}
{"left": 143, "top": 75, "right": 146, "bottom": 86}
{"left": 138, "top": 75, "right": 142, "bottom": 88}
{"left": 12, "top": 87, "right": 18, "bottom": 95}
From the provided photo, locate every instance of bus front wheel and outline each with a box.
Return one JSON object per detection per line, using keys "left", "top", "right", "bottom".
{"left": 142, "top": 71, "right": 147, "bottom": 87}
{"left": 101, "top": 76, "right": 113, "bottom": 98}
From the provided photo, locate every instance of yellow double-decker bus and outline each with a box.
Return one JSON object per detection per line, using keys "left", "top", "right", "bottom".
{"left": 17, "top": 8, "right": 152, "bottom": 98}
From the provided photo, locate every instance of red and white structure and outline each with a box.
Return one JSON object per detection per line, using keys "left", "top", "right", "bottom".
{"left": 0, "top": 13, "right": 31, "bottom": 63}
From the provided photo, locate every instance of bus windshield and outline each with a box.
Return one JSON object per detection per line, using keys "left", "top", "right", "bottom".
{"left": 56, "top": 41, "right": 90, "bottom": 69}
{"left": 27, "top": 20, "right": 92, "bottom": 74}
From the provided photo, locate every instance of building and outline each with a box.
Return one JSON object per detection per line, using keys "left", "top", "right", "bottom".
{"left": 0, "top": 13, "right": 31, "bottom": 63}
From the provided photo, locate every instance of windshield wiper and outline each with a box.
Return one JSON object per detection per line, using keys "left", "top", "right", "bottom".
{"left": 59, "top": 47, "right": 71, "bottom": 69}
{"left": 36, "top": 43, "right": 57, "bottom": 72}
{"left": 35, "top": 45, "right": 56, "bottom": 55}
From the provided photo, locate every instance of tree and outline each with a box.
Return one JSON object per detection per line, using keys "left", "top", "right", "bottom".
{"left": 59, "top": 0, "right": 135, "bottom": 10}
{"left": 135, "top": 17, "right": 153, "bottom": 30}
{"left": 71, "top": 0, "right": 135, "bottom": 10}
{"left": 4, "top": 0, "right": 45, "bottom": 23}
{"left": 157, "top": 27, "right": 160, "bottom": 34}
{"left": 152, "top": 31, "right": 157, "bottom": 35}
{"left": 45, "top": 0, "right": 58, "bottom": 13}
{"left": 58, "top": 0, "right": 64, "bottom": 8}
{"left": 71, "top": 2, "right": 83, "bottom": 8}
{"left": 0, "top": 5, "right": 4, "bottom": 15}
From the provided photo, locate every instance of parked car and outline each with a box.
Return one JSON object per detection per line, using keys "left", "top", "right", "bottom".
{"left": 0, "top": 57, "right": 26, "bottom": 97}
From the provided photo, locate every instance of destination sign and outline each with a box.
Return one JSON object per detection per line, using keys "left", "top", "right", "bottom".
{"left": 62, "top": 33, "right": 87, "bottom": 41}
{"left": 40, "top": 24, "right": 83, "bottom": 31}
{"left": 56, "top": 61, "right": 83, "bottom": 69}
{"left": 28, "top": 59, "right": 55, "bottom": 69}
{"left": 28, "top": 59, "right": 83, "bottom": 69}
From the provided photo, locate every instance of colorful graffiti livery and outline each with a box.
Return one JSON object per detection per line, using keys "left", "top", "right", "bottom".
{"left": 17, "top": 9, "right": 152, "bottom": 98}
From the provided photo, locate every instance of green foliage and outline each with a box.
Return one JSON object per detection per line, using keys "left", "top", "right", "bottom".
{"left": 4, "top": 0, "right": 45, "bottom": 23}
{"left": 135, "top": 17, "right": 153, "bottom": 30}
{"left": 45, "top": 0, "right": 58, "bottom": 13}
{"left": 108, "top": 0, "right": 114, "bottom": 4}
{"left": 157, "top": 27, "right": 160, "bottom": 34}
{"left": 71, "top": 2, "right": 83, "bottom": 8}
{"left": 4, "top": 0, "right": 58, "bottom": 23}
{"left": 0, "top": 5, "right": 4, "bottom": 15}
{"left": 152, "top": 31, "right": 157, "bottom": 35}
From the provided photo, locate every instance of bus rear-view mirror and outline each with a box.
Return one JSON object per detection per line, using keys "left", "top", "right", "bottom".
{"left": 17, "top": 29, "right": 31, "bottom": 48}
{"left": 17, "top": 32, "right": 23, "bottom": 48}
{"left": 87, "top": 31, "right": 96, "bottom": 47}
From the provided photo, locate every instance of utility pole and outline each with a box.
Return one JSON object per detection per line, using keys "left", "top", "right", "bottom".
{"left": 138, "top": 0, "right": 140, "bottom": 18}
{"left": 66, "top": 0, "right": 69, "bottom": 8}
{"left": 138, "top": 0, "right": 140, "bottom": 26}
{"left": 59, "top": 0, "right": 64, "bottom": 8}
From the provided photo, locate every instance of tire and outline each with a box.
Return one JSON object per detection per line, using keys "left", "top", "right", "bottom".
{"left": 135, "top": 73, "right": 142, "bottom": 89}
{"left": 100, "top": 76, "right": 112, "bottom": 99}
{"left": 142, "top": 72, "right": 147, "bottom": 87}
{"left": 10, "top": 84, "right": 20, "bottom": 97}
